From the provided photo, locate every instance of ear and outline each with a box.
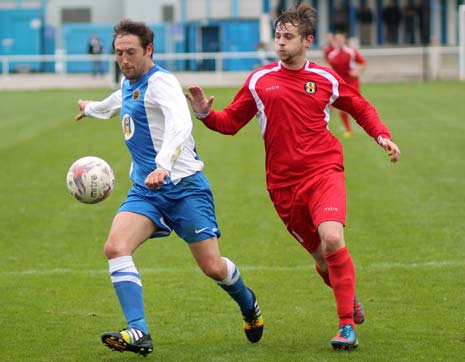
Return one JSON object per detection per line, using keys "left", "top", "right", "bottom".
{"left": 146, "top": 43, "right": 155, "bottom": 58}
{"left": 305, "top": 35, "right": 314, "bottom": 49}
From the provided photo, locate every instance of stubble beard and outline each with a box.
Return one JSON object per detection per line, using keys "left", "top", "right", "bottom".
{"left": 122, "top": 67, "right": 140, "bottom": 81}
{"left": 279, "top": 53, "right": 297, "bottom": 67}
{"left": 277, "top": 49, "right": 291, "bottom": 63}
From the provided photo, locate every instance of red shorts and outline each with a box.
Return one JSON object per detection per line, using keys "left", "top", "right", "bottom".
{"left": 268, "top": 172, "right": 346, "bottom": 254}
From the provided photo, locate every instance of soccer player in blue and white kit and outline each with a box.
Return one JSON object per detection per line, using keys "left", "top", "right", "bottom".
{"left": 74, "top": 19, "right": 263, "bottom": 356}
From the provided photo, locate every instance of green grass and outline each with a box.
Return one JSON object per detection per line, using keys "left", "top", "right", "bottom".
{"left": 1, "top": 81, "right": 464, "bottom": 361}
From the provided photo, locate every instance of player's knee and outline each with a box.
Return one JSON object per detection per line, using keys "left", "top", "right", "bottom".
{"left": 200, "top": 260, "right": 226, "bottom": 281}
{"left": 104, "top": 236, "right": 126, "bottom": 259}
{"left": 321, "top": 232, "right": 344, "bottom": 253}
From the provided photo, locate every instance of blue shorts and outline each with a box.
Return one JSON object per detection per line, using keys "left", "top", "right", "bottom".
{"left": 118, "top": 172, "right": 221, "bottom": 243}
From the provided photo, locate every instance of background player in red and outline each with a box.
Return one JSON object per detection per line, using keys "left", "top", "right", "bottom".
{"left": 327, "top": 32, "right": 367, "bottom": 138}
{"left": 186, "top": 3, "right": 400, "bottom": 351}
{"left": 322, "top": 32, "right": 335, "bottom": 64}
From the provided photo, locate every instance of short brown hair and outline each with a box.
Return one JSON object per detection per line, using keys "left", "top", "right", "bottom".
{"left": 275, "top": 3, "right": 317, "bottom": 38}
{"left": 113, "top": 19, "right": 154, "bottom": 53}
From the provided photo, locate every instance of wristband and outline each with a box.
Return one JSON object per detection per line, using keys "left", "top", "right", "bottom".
{"left": 195, "top": 111, "right": 210, "bottom": 119}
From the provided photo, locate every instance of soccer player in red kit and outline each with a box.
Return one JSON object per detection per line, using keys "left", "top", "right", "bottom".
{"left": 327, "top": 32, "right": 367, "bottom": 138}
{"left": 186, "top": 3, "right": 400, "bottom": 351}
{"left": 322, "top": 32, "right": 335, "bottom": 64}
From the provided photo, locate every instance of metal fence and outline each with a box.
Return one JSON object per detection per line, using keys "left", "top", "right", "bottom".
{"left": 0, "top": 46, "right": 461, "bottom": 84}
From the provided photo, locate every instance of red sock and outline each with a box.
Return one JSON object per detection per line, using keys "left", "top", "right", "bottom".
{"left": 315, "top": 264, "right": 332, "bottom": 287}
{"left": 325, "top": 246, "right": 355, "bottom": 327}
{"left": 341, "top": 112, "right": 352, "bottom": 133}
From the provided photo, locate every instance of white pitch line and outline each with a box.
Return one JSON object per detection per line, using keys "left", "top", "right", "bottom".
{"left": 357, "top": 260, "right": 465, "bottom": 270}
{"left": 2, "top": 260, "right": 464, "bottom": 276}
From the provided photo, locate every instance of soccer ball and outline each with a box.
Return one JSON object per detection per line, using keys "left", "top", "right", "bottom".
{"left": 66, "top": 156, "right": 115, "bottom": 204}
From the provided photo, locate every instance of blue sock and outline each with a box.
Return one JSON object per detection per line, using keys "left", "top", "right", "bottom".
{"left": 217, "top": 257, "right": 254, "bottom": 313}
{"left": 109, "top": 256, "right": 148, "bottom": 334}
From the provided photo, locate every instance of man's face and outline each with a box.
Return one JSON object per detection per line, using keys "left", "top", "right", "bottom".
{"left": 114, "top": 34, "right": 153, "bottom": 81}
{"left": 274, "top": 22, "right": 312, "bottom": 64}
{"left": 335, "top": 33, "right": 346, "bottom": 48}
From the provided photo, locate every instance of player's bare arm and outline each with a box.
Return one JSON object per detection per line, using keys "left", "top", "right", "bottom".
{"left": 349, "top": 66, "right": 363, "bottom": 78}
{"left": 185, "top": 86, "right": 215, "bottom": 115}
{"left": 378, "top": 138, "right": 401, "bottom": 163}
{"left": 75, "top": 99, "right": 94, "bottom": 121}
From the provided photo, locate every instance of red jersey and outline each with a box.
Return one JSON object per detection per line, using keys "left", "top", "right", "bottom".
{"left": 201, "top": 60, "right": 391, "bottom": 189}
{"left": 327, "top": 46, "right": 366, "bottom": 86}
{"left": 323, "top": 45, "right": 334, "bottom": 65}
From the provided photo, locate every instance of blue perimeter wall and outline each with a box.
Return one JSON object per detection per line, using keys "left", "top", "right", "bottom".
{"left": 1, "top": 8, "right": 261, "bottom": 73}
{"left": 64, "top": 19, "right": 260, "bottom": 73}
{"left": 0, "top": 8, "right": 44, "bottom": 72}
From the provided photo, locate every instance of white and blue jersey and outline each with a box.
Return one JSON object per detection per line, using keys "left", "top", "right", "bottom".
{"left": 84, "top": 65, "right": 203, "bottom": 185}
{"left": 84, "top": 65, "right": 220, "bottom": 242}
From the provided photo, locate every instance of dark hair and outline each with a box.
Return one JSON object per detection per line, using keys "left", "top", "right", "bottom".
{"left": 112, "top": 19, "right": 154, "bottom": 52}
{"left": 275, "top": 3, "right": 317, "bottom": 38}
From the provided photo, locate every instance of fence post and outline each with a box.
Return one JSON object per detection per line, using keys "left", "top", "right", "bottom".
{"left": 55, "top": 49, "right": 66, "bottom": 74}
{"left": 2, "top": 57, "right": 9, "bottom": 77}
{"left": 215, "top": 53, "right": 223, "bottom": 74}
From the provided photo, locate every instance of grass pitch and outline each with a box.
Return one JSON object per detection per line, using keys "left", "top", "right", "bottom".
{"left": 1, "top": 81, "right": 464, "bottom": 361}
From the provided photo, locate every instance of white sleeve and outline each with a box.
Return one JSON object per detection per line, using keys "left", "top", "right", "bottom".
{"left": 84, "top": 90, "right": 122, "bottom": 119}
{"left": 148, "top": 74, "right": 192, "bottom": 174}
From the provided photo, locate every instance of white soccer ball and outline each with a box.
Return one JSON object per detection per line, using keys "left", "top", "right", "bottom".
{"left": 66, "top": 156, "right": 115, "bottom": 204}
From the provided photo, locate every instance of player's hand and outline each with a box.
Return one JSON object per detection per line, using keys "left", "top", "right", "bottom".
{"left": 144, "top": 168, "right": 169, "bottom": 190}
{"left": 75, "top": 99, "right": 93, "bottom": 121}
{"left": 348, "top": 69, "right": 360, "bottom": 77}
{"left": 378, "top": 138, "right": 401, "bottom": 163}
{"left": 185, "top": 86, "right": 214, "bottom": 115}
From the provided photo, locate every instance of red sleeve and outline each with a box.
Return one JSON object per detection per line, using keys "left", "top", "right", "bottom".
{"left": 354, "top": 49, "right": 366, "bottom": 66}
{"left": 200, "top": 81, "right": 258, "bottom": 135}
{"left": 333, "top": 80, "right": 391, "bottom": 142}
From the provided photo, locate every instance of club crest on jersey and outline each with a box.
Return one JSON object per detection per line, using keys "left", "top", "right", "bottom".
{"left": 133, "top": 89, "right": 140, "bottom": 100}
{"left": 304, "top": 81, "right": 317, "bottom": 94}
{"left": 122, "top": 114, "right": 135, "bottom": 140}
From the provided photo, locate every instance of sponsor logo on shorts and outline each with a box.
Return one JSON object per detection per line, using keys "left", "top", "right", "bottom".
{"left": 194, "top": 227, "right": 219, "bottom": 234}
{"left": 323, "top": 206, "right": 339, "bottom": 212}
{"left": 292, "top": 230, "right": 304, "bottom": 243}
{"left": 194, "top": 227, "right": 209, "bottom": 234}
